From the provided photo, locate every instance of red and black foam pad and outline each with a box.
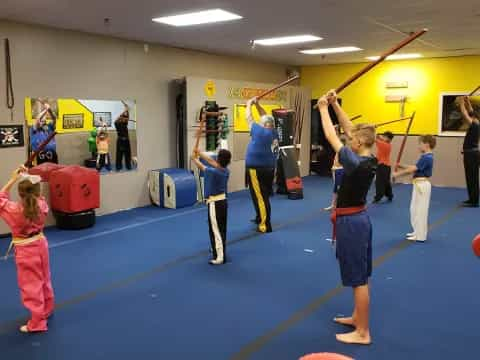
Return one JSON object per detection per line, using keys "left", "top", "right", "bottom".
{"left": 49, "top": 165, "right": 100, "bottom": 213}
{"left": 276, "top": 147, "right": 303, "bottom": 200}
{"left": 53, "top": 209, "right": 96, "bottom": 230}
{"left": 29, "top": 163, "right": 65, "bottom": 182}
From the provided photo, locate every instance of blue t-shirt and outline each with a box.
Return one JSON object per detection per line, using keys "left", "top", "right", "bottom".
{"left": 339, "top": 147, "right": 373, "bottom": 175}
{"left": 333, "top": 168, "right": 345, "bottom": 194}
{"left": 204, "top": 166, "right": 230, "bottom": 198}
{"left": 414, "top": 153, "right": 434, "bottom": 178}
{"left": 245, "top": 123, "right": 278, "bottom": 168}
{"left": 30, "top": 123, "right": 56, "bottom": 152}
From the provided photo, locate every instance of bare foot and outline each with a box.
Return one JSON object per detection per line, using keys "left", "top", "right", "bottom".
{"left": 19, "top": 325, "right": 29, "bottom": 333}
{"left": 333, "top": 317, "right": 356, "bottom": 327}
{"left": 336, "top": 330, "right": 371, "bottom": 345}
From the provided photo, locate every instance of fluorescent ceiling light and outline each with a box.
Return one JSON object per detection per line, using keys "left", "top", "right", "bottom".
{"left": 300, "top": 46, "right": 362, "bottom": 55}
{"left": 153, "top": 9, "right": 242, "bottom": 26}
{"left": 254, "top": 35, "right": 322, "bottom": 46}
{"left": 365, "top": 53, "right": 423, "bottom": 61}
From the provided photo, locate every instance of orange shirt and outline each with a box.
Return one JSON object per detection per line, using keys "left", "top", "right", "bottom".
{"left": 376, "top": 138, "right": 391, "bottom": 166}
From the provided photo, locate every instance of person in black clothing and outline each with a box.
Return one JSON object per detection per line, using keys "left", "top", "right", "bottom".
{"left": 114, "top": 107, "right": 132, "bottom": 171}
{"left": 459, "top": 96, "right": 479, "bottom": 207}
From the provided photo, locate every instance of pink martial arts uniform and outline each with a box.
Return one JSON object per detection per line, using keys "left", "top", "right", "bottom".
{"left": 0, "top": 191, "right": 54, "bottom": 332}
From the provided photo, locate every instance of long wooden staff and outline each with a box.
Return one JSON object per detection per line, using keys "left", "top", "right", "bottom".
{"left": 193, "top": 108, "right": 205, "bottom": 154}
{"left": 394, "top": 111, "right": 416, "bottom": 171}
{"left": 469, "top": 85, "right": 480, "bottom": 96}
{"left": 314, "top": 29, "right": 428, "bottom": 109}
{"left": 257, "top": 75, "right": 300, "bottom": 100}
{"left": 374, "top": 116, "right": 411, "bottom": 128}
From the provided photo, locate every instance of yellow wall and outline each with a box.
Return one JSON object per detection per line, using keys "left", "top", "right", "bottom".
{"left": 301, "top": 55, "right": 480, "bottom": 134}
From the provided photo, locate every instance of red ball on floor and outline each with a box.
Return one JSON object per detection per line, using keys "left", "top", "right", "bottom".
{"left": 472, "top": 234, "right": 480, "bottom": 257}
{"left": 300, "top": 353, "right": 353, "bottom": 360}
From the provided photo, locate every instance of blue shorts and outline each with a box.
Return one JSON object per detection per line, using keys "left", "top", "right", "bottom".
{"left": 336, "top": 211, "right": 372, "bottom": 287}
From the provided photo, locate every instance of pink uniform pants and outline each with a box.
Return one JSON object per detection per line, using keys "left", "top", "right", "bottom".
{"left": 14, "top": 238, "right": 54, "bottom": 332}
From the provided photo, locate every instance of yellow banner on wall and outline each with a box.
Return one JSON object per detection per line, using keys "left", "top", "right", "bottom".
{"left": 56, "top": 99, "right": 94, "bottom": 133}
{"left": 234, "top": 104, "right": 281, "bottom": 132}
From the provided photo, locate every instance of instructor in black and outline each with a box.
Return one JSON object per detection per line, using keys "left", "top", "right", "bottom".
{"left": 459, "top": 96, "right": 479, "bottom": 207}
{"left": 114, "top": 106, "right": 132, "bottom": 171}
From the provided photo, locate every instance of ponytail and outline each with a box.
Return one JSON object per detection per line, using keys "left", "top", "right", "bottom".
{"left": 18, "top": 180, "right": 41, "bottom": 221}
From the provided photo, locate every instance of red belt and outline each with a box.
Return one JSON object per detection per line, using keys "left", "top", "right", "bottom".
{"left": 330, "top": 206, "right": 366, "bottom": 240}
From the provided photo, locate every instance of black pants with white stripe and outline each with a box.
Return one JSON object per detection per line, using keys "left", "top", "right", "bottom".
{"left": 208, "top": 199, "right": 227, "bottom": 261}
{"left": 246, "top": 167, "right": 274, "bottom": 233}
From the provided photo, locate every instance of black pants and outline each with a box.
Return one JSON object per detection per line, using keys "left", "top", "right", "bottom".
{"left": 208, "top": 199, "right": 227, "bottom": 260}
{"left": 246, "top": 167, "right": 274, "bottom": 233}
{"left": 374, "top": 164, "right": 393, "bottom": 202}
{"left": 116, "top": 137, "right": 132, "bottom": 171}
{"left": 96, "top": 153, "right": 111, "bottom": 171}
{"left": 463, "top": 151, "right": 479, "bottom": 204}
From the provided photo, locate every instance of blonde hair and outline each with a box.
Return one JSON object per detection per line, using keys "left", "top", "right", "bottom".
{"left": 18, "top": 180, "right": 41, "bottom": 221}
{"left": 351, "top": 124, "right": 376, "bottom": 148}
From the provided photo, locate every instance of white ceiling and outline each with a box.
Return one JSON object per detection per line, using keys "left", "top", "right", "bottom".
{"left": 1, "top": 0, "right": 480, "bottom": 65}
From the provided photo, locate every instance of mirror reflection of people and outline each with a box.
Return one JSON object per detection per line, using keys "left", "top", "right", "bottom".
{"left": 96, "top": 128, "right": 111, "bottom": 172}
{"left": 244, "top": 97, "right": 279, "bottom": 233}
{"left": 87, "top": 128, "right": 97, "bottom": 159}
{"left": 30, "top": 102, "right": 58, "bottom": 165}
{"left": 459, "top": 96, "right": 479, "bottom": 207}
{"left": 114, "top": 105, "right": 132, "bottom": 171}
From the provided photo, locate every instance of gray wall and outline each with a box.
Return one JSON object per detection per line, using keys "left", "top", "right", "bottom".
{"left": 0, "top": 20, "right": 290, "bottom": 234}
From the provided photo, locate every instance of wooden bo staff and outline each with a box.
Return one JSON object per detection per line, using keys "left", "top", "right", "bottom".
{"left": 394, "top": 111, "right": 416, "bottom": 171}
{"left": 193, "top": 108, "right": 206, "bottom": 154}
{"left": 374, "top": 116, "right": 411, "bottom": 128}
{"left": 256, "top": 75, "right": 300, "bottom": 101}
{"left": 350, "top": 115, "right": 362, "bottom": 122}
{"left": 25, "top": 131, "right": 57, "bottom": 167}
{"left": 469, "top": 85, "right": 480, "bottom": 96}
{"left": 314, "top": 29, "right": 428, "bottom": 109}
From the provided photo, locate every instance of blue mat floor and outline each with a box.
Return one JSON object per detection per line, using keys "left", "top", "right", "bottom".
{"left": 0, "top": 176, "right": 478, "bottom": 360}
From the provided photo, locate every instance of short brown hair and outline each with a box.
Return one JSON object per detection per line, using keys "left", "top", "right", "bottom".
{"left": 351, "top": 124, "right": 376, "bottom": 148}
{"left": 419, "top": 135, "right": 436, "bottom": 149}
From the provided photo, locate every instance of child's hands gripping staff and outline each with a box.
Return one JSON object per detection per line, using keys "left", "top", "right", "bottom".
{"left": 1, "top": 165, "right": 28, "bottom": 193}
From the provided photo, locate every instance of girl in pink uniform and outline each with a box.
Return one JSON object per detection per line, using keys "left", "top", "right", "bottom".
{"left": 0, "top": 165, "right": 55, "bottom": 333}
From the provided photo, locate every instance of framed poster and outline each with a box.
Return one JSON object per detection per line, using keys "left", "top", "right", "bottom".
{"left": 0, "top": 125, "right": 24, "bottom": 148}
{"left": 93, "top": 112, "right": 112, "bottom": 127}
{"left": 439, "top": 93, "right": 480, "bottom": 136}
{"left": 62, "top": 114, "right": 85, "bottom": 130}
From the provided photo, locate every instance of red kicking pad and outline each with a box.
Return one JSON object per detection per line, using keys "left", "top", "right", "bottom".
{"left": 473, "top": 234, "right": 480, "bottom": 257}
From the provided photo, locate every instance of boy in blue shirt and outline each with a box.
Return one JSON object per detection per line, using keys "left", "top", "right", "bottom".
{"left": 245, "top": 97, "right": 279, "bottom": 233}
{"left": 318, "top": 90, "right": 377, "bottom": 345}
{"left": 325, "top": 135, "right": 347, "bottom": 211}
{"left": 192, "top": 149, "right": 231, "bottom": 265}
{"left": 393, "top": 135, "right": 436, "bottom": 241}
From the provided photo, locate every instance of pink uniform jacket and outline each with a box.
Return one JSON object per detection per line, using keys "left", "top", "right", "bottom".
{"left": 0, "top": 191, "right": 54, "bottom": 332}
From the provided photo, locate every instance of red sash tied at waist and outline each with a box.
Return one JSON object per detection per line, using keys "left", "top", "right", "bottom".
{"left": 330, "top": 206, "right": 366, "bottom": 240}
